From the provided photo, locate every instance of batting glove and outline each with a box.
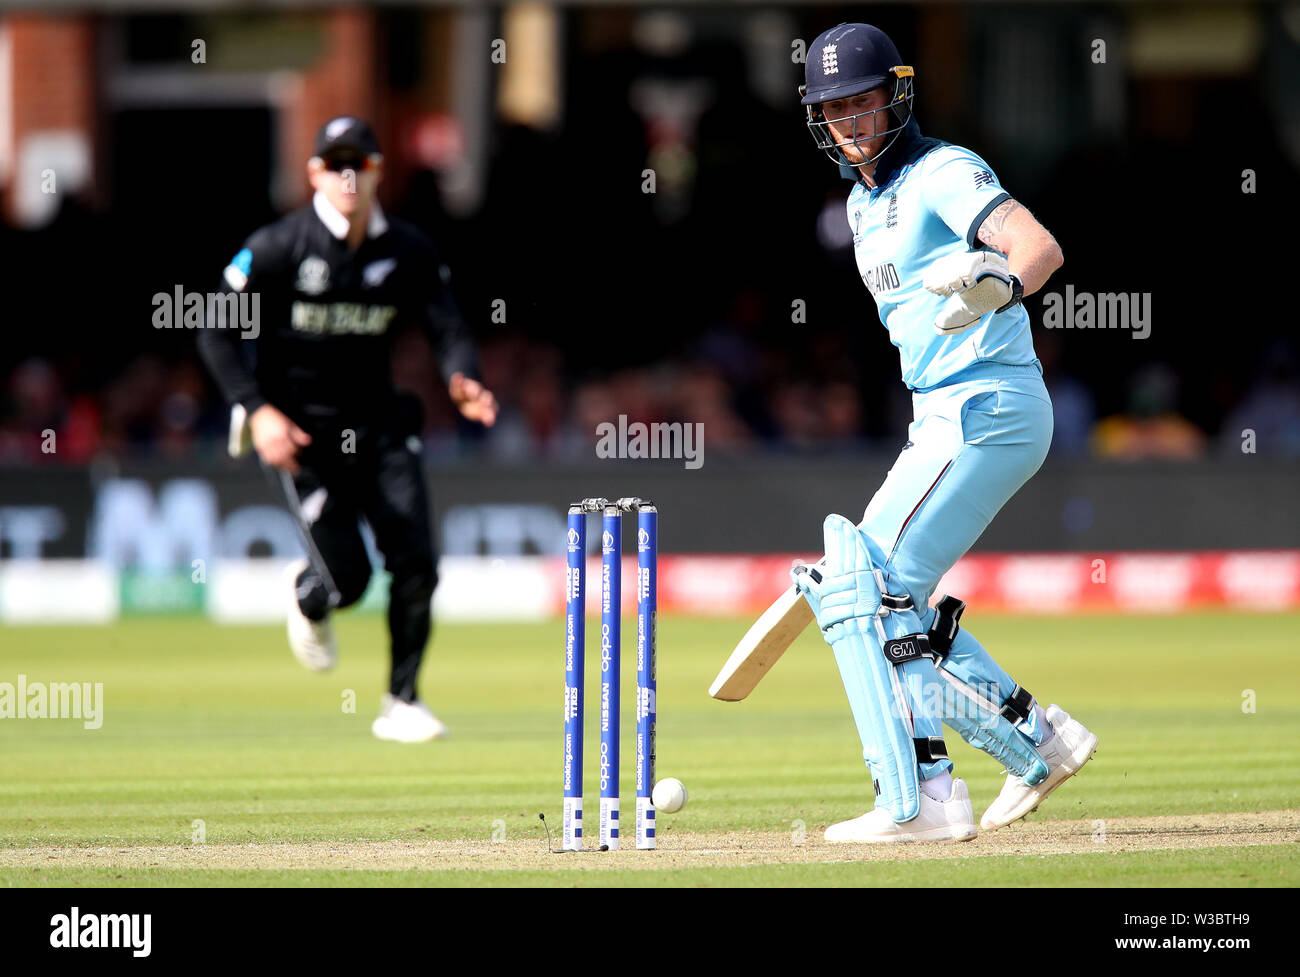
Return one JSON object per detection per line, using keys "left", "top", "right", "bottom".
{"left": 923, "top": 251, "right": 1022, "bottom": 335}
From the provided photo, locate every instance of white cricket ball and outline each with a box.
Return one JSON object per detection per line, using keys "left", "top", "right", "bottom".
{"left": 652, "top": 777, "right": 688, "bottom": 813}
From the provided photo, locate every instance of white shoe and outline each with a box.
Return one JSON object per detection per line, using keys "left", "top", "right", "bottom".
{"left": 371, "top": 694, "right": 448, "bottom": 743}
{"left": 825, "top": 778, "right": 978, "bottom": 844}
{"left": 980, "top": 704, "right": 1098, "bottom": 831}
{"left": 285, "top": 558, "right": 337, "bottom": 672}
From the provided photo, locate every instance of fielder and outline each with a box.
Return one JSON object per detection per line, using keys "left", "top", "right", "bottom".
{"left": 198, "top": 117, "right": 498, "bottom": 742}
{"left": 792, "top": 24, "right": 1097, "bottom": 842}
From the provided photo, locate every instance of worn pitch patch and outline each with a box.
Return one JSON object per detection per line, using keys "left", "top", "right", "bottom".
{"left": 0, "top": 810, "right": 1295, "bottom": 873}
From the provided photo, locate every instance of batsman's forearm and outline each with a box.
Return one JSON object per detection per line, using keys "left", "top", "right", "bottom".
{"left": 1007, "top": 235, "right": 1063, "bottom": 296}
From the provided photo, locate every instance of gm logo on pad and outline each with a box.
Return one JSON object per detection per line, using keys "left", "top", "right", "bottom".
{"left": 883, "top": 635, "right": 929, "bottom": 664}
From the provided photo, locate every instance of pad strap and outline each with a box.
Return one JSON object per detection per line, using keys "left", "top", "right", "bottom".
{"left": 881, "top": 632, "right": 932, "bottom": 664}
{"left": 877, "top": 582, "right": 932, "bottom": 666}
{"left": 873, "top": 737, "right": 949, "bottom": 790}
{"left": 880, "top": 592, "right": 913, "bottom": 612}
{"left": 873, "top": 570, "right": 914, "bottom": 613}
{"left": 927, "top": 594, "right": 966, "bottom": 659}
{"left": 1000, "top": 684, "right": 1034, "bottom": 724}
{"left": 913, "top": 736, "right": 949, "bottom": 764}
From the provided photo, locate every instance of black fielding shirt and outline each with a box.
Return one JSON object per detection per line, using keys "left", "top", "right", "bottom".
{"left": 197, "top": 192, "right": 481, "bottom": 437}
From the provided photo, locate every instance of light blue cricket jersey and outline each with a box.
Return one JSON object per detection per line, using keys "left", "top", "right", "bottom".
{"left": 847, "top": 144, "right": 1040, "bottom": 391}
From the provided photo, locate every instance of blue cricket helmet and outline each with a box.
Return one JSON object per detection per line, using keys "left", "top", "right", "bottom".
{"left": 800, "top": 23, "right": 916, "bottom": 167}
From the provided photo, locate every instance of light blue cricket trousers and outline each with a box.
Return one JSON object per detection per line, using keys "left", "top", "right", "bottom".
{"left": 850, "top": 362, "right": 1056, "bottom": 772}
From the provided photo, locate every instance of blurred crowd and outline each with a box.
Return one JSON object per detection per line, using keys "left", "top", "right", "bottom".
{"left": 3, "top": 4, "right": 1297, "bottom": 467}
{"left": 3, "top": 329, "right": 1298, "bottom": 466}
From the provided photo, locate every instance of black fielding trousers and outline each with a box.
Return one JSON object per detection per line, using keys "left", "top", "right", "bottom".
{"left": 283, "top": 419, "right": 437, "bottom": 704}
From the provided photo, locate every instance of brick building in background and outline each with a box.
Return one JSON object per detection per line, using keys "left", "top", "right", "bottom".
{"left": 0, "top": 5, "right": 514, "bottom": 228}
{"left": 1, "top": 13, "right": 97, "bottom": 227}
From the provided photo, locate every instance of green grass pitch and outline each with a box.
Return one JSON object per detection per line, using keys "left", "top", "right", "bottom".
{"left": 0, "top": 611, "right": 1296, "bottom": 887}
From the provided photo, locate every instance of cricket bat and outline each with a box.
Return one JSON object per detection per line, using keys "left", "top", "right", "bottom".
{"left": 708, "top": 562, "right": 821, "bottom": 701}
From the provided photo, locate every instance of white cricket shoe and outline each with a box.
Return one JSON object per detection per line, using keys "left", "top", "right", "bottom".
{"left": 980, "top": 704, "right": 1098, "bottom": 832}
{"left": 371, "top": 694, "right": 448, "bottom": 743}
{"left": 285, "top": 558, "right": 337, "bottom": 672}
{"left": 825, "top": 778, "right": 978, "bottom": 844}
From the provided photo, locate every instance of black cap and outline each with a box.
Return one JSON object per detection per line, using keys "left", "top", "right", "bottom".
{"left": 313, "top": 116, "right": 381, "bottom": 158}
{"left": 801, "top": 24, "right": 905, "bottom": 105}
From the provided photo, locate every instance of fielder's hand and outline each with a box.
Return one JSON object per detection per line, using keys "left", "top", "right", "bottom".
{"left": 923, "top": 250, "right": 1019, "bottom": 335}
{"left": 249, "top": 404, "right": 312, "bottom": 474}
{"left": 449, "top": 372, "right": 499, "bottom": 427}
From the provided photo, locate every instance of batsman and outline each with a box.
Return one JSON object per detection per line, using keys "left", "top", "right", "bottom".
{"left": 792, "top": 24, "right": 1097, "bottom": 842}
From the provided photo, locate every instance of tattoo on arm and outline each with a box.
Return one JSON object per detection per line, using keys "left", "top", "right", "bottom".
{"left": 978, "top": 199, "right": 1022, "bottom": 245}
